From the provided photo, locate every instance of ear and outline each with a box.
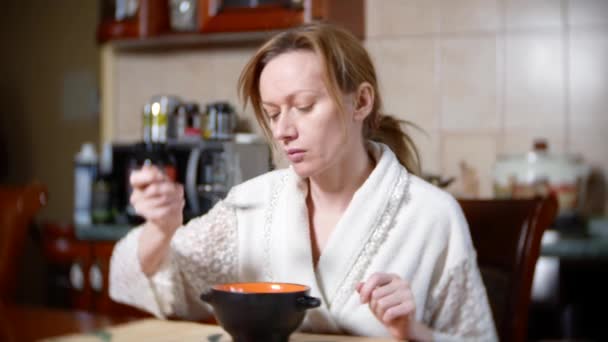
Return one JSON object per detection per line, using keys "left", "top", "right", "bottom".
{"left": 352, "top": 82, "right": 374, "bottom": 122}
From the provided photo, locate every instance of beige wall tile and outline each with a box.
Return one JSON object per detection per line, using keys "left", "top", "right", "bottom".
{"left": 366, "top": 0, "right": 439, "bottom": 37}
{"left": 411, "top": 128, "right": 442, "bottom": 174}
{"left": 569, "top": 0, "right": 608, "bottom": 27}
{"left": 201, "top": 47, "right": 256, "bottom": 103}
{"left": 440, "top": 36, "right": 500, "bottom": 132}
{"left": 440, "top": 0, "right": 501, "bottom": 33}
{"left": 505, "top": 0, "right": 563, "bottom": 30}
{"left": 504, "top": 33, "right": 565, "bottom": 133}
{"left": 441, "top": 134, "right": 498, "bottom": 198}
{"left": 114, "top": 53, "right": 171, "bottom": 142}
{"left": 570, "top": 28, "right": 608, "bottom": 125}
{"left": 569, "top": 120, "right": 608, "bottom": 214}
{"left": 366, "top": 38, "right": 438, "bottom": 130}
{"left": 161, "top": 50, "right": 215, "bottom": 101}
{"left": 569, "top": 121, "right": 608, "bottom": 170}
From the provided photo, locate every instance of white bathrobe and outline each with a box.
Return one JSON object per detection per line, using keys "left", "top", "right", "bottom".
{"left": 109, "top": 143, "right": 497, "bottom": 341}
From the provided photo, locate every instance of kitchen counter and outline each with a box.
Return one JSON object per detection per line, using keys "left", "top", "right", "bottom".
{"left": 541, "top": 234, "right": 608, "bottom": 260}
{"left": 76, "top": 223, "right": 608, "bottom": 260}
{"left": 75, "top": 224, "right": 133, "bottom": 241}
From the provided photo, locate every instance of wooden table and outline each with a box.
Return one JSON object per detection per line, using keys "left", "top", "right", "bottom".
{"left": 1, "top": 304, "right": 394, "bottom": 341}
{"left": 0, "top": 304, "right": 134, "bottom": 342}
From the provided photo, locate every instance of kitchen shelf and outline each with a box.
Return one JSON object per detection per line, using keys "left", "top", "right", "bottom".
{"left": 108, "top": 30, "right": 281, "bottom": 51}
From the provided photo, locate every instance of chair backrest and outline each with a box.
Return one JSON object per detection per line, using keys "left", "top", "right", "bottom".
{"left": 458, "top": 195, "right": 558, "bottom": 342}
{"left": 0, "top": 182, "right": 48, "bottom": 302}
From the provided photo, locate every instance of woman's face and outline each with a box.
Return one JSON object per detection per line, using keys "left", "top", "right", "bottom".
{"left": 259, "top": 50, "right": 360, "bottom": 178}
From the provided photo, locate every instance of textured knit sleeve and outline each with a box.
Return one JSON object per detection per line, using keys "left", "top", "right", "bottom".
{"left": 424, "top": 257, "right": 498, "bottom": 342}
{"left": 109, "top": 198, "right": 238, "bottom": 320}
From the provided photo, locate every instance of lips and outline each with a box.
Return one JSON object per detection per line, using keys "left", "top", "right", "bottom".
{"left": 286, "top": 148, "right": 305, "bottom": 163}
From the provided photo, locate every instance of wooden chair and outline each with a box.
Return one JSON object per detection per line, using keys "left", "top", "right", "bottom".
{"left": 458, "top": 195, "right": 558, "bottom": 342}
{"left": 0, "top": 182, "right": 48, "bottom": 303}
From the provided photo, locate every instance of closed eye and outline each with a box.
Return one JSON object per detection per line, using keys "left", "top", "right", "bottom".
{"left": 262, "top": 108, "right": 280, "bottom": 120}
{"left": 296, "top": 104, "right": 314, "bottom": 112}
{"left": 267, "top": 111, "right": 280, "bottom": 122}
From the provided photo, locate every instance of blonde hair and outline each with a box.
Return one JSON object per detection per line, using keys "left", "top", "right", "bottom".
{"left": 238, "top": 23, "right": 421, "bottom": 175}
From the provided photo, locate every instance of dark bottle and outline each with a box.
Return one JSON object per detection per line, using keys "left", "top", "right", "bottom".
{"left": 125, "top": 142, "right": 178, "bottom": 225}
{"left": 185, "top": 102, "right": 202, "bottom": 138}
{"left": 140, "top": 142, "right": 178, "bottom": 181}
{"left": 91, "top": 143, "right": 116, "bottom": 224}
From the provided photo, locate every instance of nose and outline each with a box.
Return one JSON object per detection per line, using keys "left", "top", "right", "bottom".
{"left": 272, "top": 111, "right": 297, "bottom": 143}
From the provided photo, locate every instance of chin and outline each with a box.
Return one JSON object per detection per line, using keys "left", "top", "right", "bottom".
{"left": 290, "top": 162, "right": 319, "bottom": 179}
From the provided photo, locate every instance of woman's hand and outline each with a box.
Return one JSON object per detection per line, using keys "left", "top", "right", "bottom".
{"left": 130, "top": 165, "right": 184, "bottom": 276}
{"left": 357, "top": 272, "right": 432, "bottom": 341}
{"left": 130, "top": 164, "right": 184, "bottom": 234}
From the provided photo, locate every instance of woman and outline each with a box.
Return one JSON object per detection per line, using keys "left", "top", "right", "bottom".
{"left": 110, "top": 23, "right": 497, "bottom": 341}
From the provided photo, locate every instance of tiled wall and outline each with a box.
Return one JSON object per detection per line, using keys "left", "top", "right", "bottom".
{"left": 366, "top": 0, "right": 608, "bottom": 200}
{"left": 110, "top": 0, "right": 608, "bottom": 204}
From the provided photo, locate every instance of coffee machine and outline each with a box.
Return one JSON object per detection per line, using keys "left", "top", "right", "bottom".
{"left": 111, "top": 139, "right": 271, "bottom": 223}
{"left": 184, "top": 140, "right": 271, "bottom": 216}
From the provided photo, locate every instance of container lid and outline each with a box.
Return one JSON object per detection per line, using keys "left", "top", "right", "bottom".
{"left": 99, "top": 143, "right": 113, "bottom": 174}
{"left": 494, "top": 139, "right": 587, "bottom": 185}
{"left": 76, "top": 142, "right": 98, "bottom": 163}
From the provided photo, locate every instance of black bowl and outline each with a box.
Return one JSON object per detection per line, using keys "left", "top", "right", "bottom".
{"left": 200, "top": 282, "right": 321, "bottom": 342}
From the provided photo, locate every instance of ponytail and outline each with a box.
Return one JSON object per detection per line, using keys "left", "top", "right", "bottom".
{"left": 367, "top": 114, "right": 421, "bottom": 176}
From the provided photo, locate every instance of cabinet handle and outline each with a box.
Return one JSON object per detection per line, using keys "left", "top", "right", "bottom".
{"left": 89, "top": 263, "right": 104, "bottom": 293}
{"left": 69, "top": 261, "right": 84, "bottom": 291}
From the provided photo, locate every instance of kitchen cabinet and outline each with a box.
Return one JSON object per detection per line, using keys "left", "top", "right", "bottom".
{"left": 42, "top": 222, "right": 219, "bottom": 322}
{"left": 42, "top": 223, "right": 149, "bottom": 318}
{"left": 97, "top": 0, "right": 364, "bottom": 44}
{"left": 98, "top": 0, "right": 170, "bottom": 42}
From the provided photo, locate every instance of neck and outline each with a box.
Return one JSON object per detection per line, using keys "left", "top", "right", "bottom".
{"left": 307, "top": 141, "right": 375, "bottom": 211}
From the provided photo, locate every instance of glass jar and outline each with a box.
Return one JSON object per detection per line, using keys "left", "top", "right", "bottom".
{"left": 494, "top": 139, "right": 589, "bottom": 217}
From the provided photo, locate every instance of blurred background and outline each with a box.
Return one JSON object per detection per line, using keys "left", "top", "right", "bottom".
{"left": 1, "top": 0, "right": 607, "bottom": 341}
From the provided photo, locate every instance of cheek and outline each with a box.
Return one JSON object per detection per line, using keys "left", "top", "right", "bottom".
{"left": 314, "top": 123, "right": 348, "bottom": 161}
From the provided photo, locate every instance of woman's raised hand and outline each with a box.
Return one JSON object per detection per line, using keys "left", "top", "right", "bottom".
{"left": 129, "top": 164, "right": 184, "bottom": 235}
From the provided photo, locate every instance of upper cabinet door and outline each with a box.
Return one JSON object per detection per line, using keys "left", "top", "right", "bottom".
{"left": 97, "top": 0, "right": 363, "bottom": 44}
{"left": 197, "top": 0, "right": 364, "bottom": 38}
{"left": 98, "top": 0, "right": 171, "bottom": 42}
{"left": 198, "top": 0, "right": 306, "bottom": 33}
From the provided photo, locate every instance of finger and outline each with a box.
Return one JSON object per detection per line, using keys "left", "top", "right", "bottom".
{"left": 132, "top": 185, "right": 179, "bottom": 210}
{"left": 137, "top": 187, "right": 184, "bottom": 213}
{"left": 382, "top": 301, "right": 415, "bottom": 324}
{"left": 375, "top": 291, "right": 407, "bottom": 319}
{"left": 137, "top": 199, "right": 184, "bottom": 222}
{"left": 142, "top": 181, "right": 182, "bottom": 198}
{"left": 142, "top": 163, "right": 169, "bottom": 179}
{"left": 135, "top": 193, "right": 177, "bottom": 211}
{"left": 130, "top": 188, "right": 143, "bottom": 205}
{"left": 359, "top": 273, "right": 395, "bottom": 304}
{"left": 371, "top": 279, "right": 402, "bottom": 301}
{"left": 130, "top": 166, "right": 166, "bottom": 188}
{"left": 355, "top": 282, "right": 364, "bottom": 293}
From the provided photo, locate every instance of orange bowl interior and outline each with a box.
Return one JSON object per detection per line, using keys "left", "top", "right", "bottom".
{"left": 214, "top": 282, "right": 309, "bottom": 294}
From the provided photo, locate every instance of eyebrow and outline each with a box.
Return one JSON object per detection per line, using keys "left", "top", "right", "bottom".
{"left": 261, "top": 90, "right": 322, "bottom": 106}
